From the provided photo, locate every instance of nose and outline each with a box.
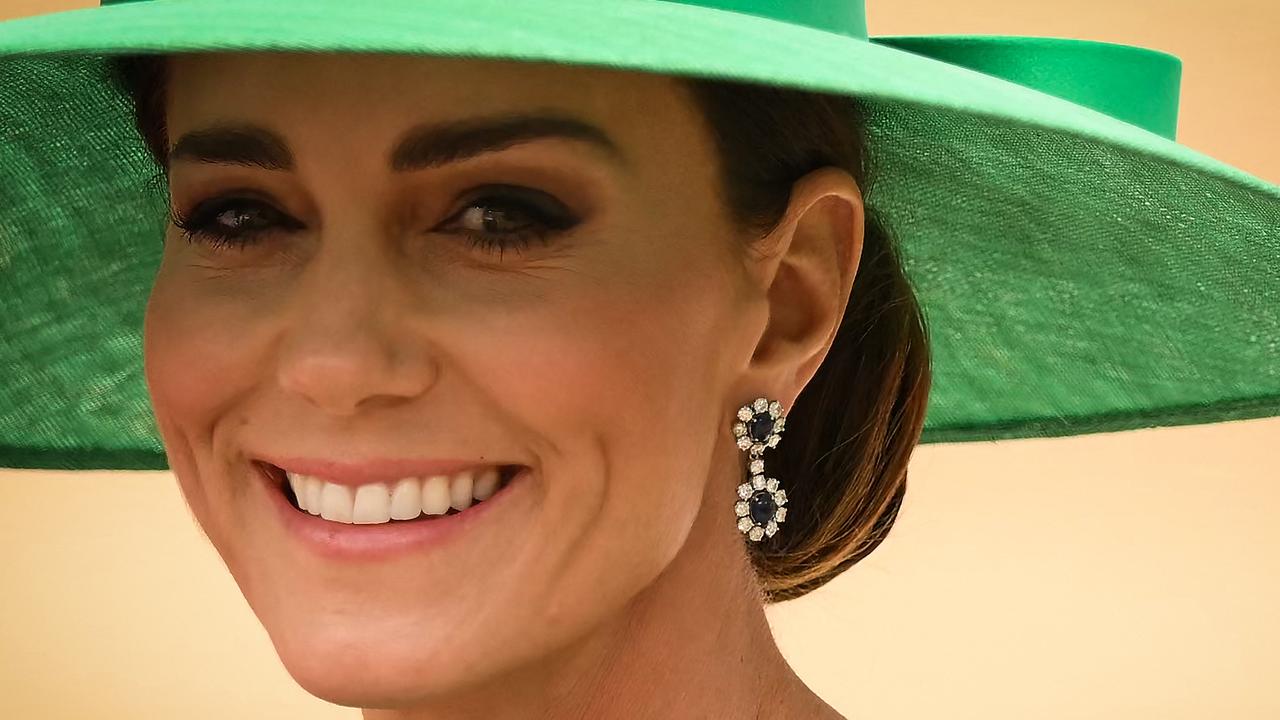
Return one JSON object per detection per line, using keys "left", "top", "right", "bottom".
{"left": 274, "top": 246, "right": 437, "bottom": 416}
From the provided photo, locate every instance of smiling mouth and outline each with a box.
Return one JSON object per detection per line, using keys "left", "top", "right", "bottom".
{"left": 260, "top": 462, "right": 524, "bottom": 523}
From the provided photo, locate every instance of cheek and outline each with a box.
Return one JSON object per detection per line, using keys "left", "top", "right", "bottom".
{"left": 142, "top": 266, "right": 263, "bottom": 523}
{"left": 143, "top": 270, "right": 256, "bottom": 432}
{"left": 473, "top": 250, "right": 735, "bottom": 572}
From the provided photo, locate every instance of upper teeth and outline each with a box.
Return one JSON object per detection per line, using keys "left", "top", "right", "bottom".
{"left": 285, "top": 467, "right": 507, "bottom": 525}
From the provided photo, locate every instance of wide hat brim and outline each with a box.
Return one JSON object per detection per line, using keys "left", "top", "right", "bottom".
{"left": 1, "top": 0, "right": 1277, "bottom": 470}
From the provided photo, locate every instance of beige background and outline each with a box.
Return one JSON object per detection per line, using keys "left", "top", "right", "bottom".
{"left": 2, "top": 1, "right": 1277, "bottom": 718}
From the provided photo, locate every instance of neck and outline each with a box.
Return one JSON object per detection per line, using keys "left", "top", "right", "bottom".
{"left": 363, "top": 451, "right": 841, "bottom": 720}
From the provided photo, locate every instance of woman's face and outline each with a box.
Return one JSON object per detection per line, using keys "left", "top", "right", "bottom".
{"left": 144, "top": 51, "right": 851, "bottom": 707}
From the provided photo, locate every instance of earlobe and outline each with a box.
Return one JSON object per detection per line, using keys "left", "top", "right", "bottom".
{"left": 745, "top": 166, "right": 864, "bottom": 403}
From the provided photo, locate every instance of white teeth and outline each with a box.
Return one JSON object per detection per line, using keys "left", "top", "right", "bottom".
{"left": 319, "top": 483, "right": 354, "bottom": 523}
{"left": 352, "top": 483, "right": 391, "bottom": 525}
{"left": 286, "top": 466, "right": 510, "bottom": 524}
{"left": 303, "top": 476, "right": 322, "bottom": 516}
{"left": 450, "top": 469, "right": 474, "bottom": 511}
{"left": 388, "top": 477, "right": 421, "bottom": 521}
{"left": 287, "top": 473, "right": 304, "bottom": 503}
{"left": 473, "top": 466, "right": 500, "bottom": 501}
{"left": 421, "top": 475, "right": 451, "bottom": 516}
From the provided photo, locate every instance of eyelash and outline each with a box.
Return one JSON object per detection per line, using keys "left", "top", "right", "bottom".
{"left": 167, "top": 186, "right": 576, "bottom": 259}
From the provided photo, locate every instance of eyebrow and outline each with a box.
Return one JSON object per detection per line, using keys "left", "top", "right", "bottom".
{"left": 168, "top": 113, "right": 631, "bottom": 173}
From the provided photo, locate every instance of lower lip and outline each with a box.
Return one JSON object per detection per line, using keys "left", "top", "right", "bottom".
{"left": 257, "top": 462, "right": 529, "bottom": 562}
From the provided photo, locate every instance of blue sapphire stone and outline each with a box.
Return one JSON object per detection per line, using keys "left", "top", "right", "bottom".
{"left": 748, "top": 491, "right": 777, "bottom": 525}
{"left": 747, "top": 413, "right": 773, "bottom": 442}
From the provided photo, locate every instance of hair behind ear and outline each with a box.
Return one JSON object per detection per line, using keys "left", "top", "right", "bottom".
{"left": 682, "top": 77, "right": 931, "bottom": 603}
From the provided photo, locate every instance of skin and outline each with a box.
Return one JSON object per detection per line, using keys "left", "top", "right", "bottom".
{"left": 144, "top": 51, "right": 863, "bottom": 720}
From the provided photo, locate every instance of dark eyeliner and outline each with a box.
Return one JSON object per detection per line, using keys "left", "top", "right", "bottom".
{"left": 168, "top": 192, "right": 300, "bottom": 250}
{"left": 446, "top": 185, "right": 579, "bottom": 257}
{"left": 456, "top": 184, "right": 579, "bottom": 231}
{"left": 168, "top": 184, "right": 578, "bottom": 255}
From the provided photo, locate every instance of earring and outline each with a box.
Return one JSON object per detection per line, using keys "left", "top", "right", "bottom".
{"left": 732, "top": 396, "right": 788, "bottom": 543}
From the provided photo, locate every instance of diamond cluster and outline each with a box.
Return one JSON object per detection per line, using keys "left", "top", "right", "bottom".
{"left": 732, "top": 397, "right": 784, "bottom": 456}
{"left": 732, "top": 397, "right": 787, "bottom": 542}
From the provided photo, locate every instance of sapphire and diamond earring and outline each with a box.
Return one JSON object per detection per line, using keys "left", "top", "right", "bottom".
{"left": 732, "top": 396, "right": 787, "bottom": 543}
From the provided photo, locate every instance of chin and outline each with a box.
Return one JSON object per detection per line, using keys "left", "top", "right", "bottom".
{"left": 264, "top": 618, "right": 482, "bottom": 708}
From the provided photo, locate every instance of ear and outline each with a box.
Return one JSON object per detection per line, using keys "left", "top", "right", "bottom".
{"left": 738, "top": 166, "right": 864, "bottom": 411}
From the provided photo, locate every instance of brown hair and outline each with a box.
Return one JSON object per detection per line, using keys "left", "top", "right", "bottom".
{"left": 109, "top": 55, "right": 931, "bottom": 604}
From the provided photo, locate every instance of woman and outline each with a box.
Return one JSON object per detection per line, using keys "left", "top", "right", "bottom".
{"left": 1, "top": 1, "right": 1275, "bottom": 718}
{"left": 128, "top": 49, "right": 898, "bottom": 718}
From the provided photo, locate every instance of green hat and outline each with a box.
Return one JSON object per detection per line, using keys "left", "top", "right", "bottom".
{"left": 1, "top": 0, "right": 1277, "bottom": 470}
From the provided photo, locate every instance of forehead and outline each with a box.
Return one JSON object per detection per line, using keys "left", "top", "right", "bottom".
{"left": 165, "top": 51, "right": 704, "bottom": 158}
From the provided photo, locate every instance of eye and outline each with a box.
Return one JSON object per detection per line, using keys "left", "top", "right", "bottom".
{"left": 168, "top": 184, "right": 577, "bottom": 259}
{"left": 168, "top": 194, "right": 298, "bottom": 252}
{"left": 440, "top": 184, "right": 579, "bottom": 259}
